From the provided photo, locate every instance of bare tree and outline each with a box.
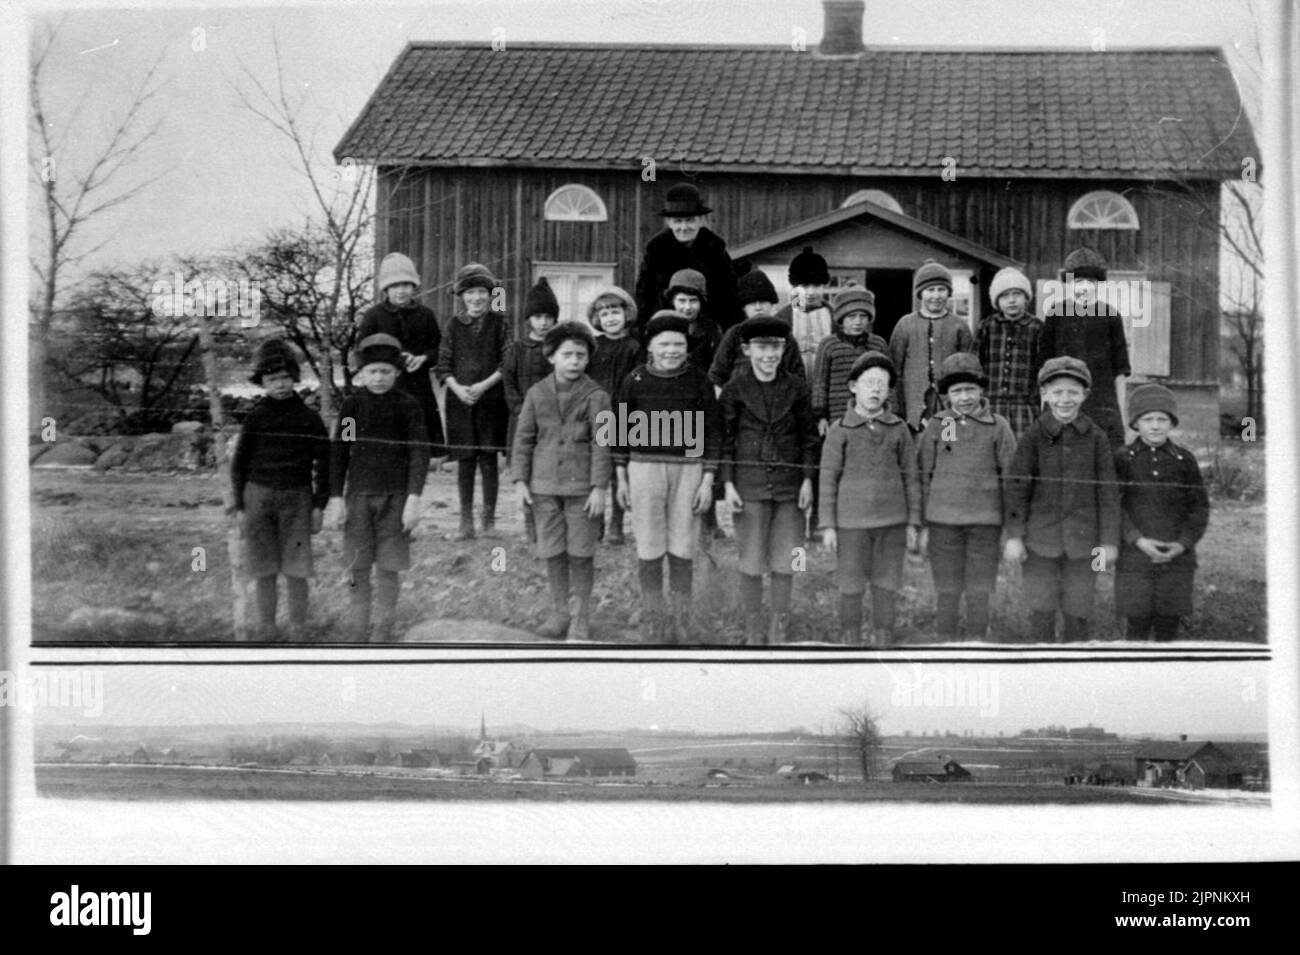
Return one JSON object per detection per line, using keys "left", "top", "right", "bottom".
{"left": 839, "top": 704, "right": 883, "bottom": 784}
{"left": 234, "top": 38, "right": 379, "bottom": 423}
{"left": 28, "top": 21, "right": 167, "bottom": 425}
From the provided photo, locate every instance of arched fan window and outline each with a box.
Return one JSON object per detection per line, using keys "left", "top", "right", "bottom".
{"left": 841, "top": 189, "right": 904, "bottom": 214}
{"left": 1068, "top": 191, "right": 1139, "bottom": 230}
{"left": 544, "top": 184, "right": 608, "bottom": 222}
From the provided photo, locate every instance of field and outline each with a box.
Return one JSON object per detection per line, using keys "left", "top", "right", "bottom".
{"left": 28, "top": 460, "right": 1268, "bottom": 644}
{"left": 36, "top": 764, "right": 1193, "bottom": 805}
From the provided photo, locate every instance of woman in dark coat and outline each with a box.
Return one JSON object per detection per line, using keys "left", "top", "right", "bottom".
{"left": 435, "top": 262, "right": 510, "bottom": 540}
{"left": 634, "top": 183, "right": 739, "bottom": 334}
{"left": 356, "top": 252, "right": 445, "bottom": 459}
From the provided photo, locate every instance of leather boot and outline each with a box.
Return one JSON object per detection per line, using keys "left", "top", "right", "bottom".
{"left": 1063, "top": 615, "right": 1089, "bottom": 643}
{"left": 667, "top": 593, "right": 692, "bottom": 644}
{"left": 1028, "top": 610, "right": 1057, "bottom": 643}
{"left": 768, "top": 612, "right": 791, "bottom": 645}
{"left": 638, "top": 594, "right": 666, "bottom": 643}
{"left": 839, "top": 593, "right": 864, "bottom": 645}
{"left": 743, "top": 611, "right": 767, "bottom": 646}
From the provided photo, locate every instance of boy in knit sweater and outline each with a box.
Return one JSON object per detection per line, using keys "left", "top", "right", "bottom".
{"left": 587, "top": 286, "right": 642, "bottom": 546}
{"left": 326, "top": 334, "right": 430, "bottom": 641}
{"left": 503, "top": 277, "right": 560, "bottom": 543}
{"left": 1003, "top": 356, "right": 1120, "bottom": 643}
{"left": 889, "top": 260, "right": 975, "bottom": 434}
{"left": 811, "top": 284, "right": 888, "bottom": 434}
{"left": 819, "top": 351, "right": 920, "bottom": 645}
{"left": 613, "top": 311, "right": 723, "bottom": 643}
{"left": 720, "top": 315, "right": 820, "bottom": 645}
{"left": 976, "top": 266, "right": 1044, "bottom": 438}
{"left": 1113, "top": 384, "right": 1210, "bottom": 641}
{"left": 513, "top": 322, "right": 612, "bottom": 641}
{"left": 231, "top": 339, "right": 330, "bottom": 641}
{"left": 916, "top": 353, "right": 1017, "bottom": 641}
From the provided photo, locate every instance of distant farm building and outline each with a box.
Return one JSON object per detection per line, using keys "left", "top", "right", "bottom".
{"left": 398, "top": 749, "right": 443, "bottom": 769}
{"left": 892, "top": 757, "right": 972, "bottom": 783}
{"left": 518, "top": 748, "right": 637, "bottom": 779}
{"left": 1134, "top": 740, "right": 1245, "bottom": 789}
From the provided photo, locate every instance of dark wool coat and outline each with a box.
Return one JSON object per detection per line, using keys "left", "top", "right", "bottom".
{"left": 719, "top": 365, "right": 820, "bottom": 502}
{"left": 612, "top": 363, "right": 723, "bottom": 469}
{"left": 810, "top": 329, "right": 889, "bottom": 421}
{"left": 818, "top": 407, "right": 921, "bottom": 530}
{"left": 589, "top": 335, "right": 642, "bottom": 397}
{"left": 1004, "top": 411, "right": 1121, "bottom": 558}
{"left": 434, "top": 311, "right": 510, "bottom": 459}
{"left": 1113, "top": 438, "right": 1210, "bottom": 616}
{"left": 633, "top": 227, "right": 738, "bottom": 332}
{"left": 502, "top": 336, "right": 552, "bottom": 455}
{"left": 708, "top": 322, "right": 805, "bottom": 388}
{"left": 511, "top": 374, "right": 613, "bottom": 497}
{"left": 357, "top": 300, "right": 445, "bottom": 455}
{"left": 231, "top": 393, "right": 330, "bottom": 510}
{"left": 1040, "top": 303, "right": 1130, "bottom": 415}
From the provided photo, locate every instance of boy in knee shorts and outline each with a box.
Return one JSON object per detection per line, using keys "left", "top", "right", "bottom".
{"left": 1003, "top": 356, "right": 1120, "bottom": 642}
{"left": 819, "top": 352, "right": 921, "bottom": 645}
{"left": 614, "top": 311, "right": 722, "bottom": 643}
{"left": 720, "top": 315, "right": 819, "bottom": 644}
{"left": 231, "top": 339, "right": 329, "bottom": 641}
{"left": 326, "top": 334, "right": 429, "bottom": 641}
{"left": 513, "top": 322, "right": 611, "bottom": 640}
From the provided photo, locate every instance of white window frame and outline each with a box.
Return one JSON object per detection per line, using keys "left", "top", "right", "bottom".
{"left": 841, "top": 189, "right": 904, "bottom": 214}
{"left": 1068, "top": 191, "right": 1140, "bottom": 230}
{"left": 543, "top": 184, "right": 608, "bottom": 222}
{"left": 532, "top": 262, "right": 617, "bottom": 327}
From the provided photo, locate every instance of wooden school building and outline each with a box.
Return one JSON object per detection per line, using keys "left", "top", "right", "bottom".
{"left": 337, "top": 1, "right": 1257, "bottom": 449}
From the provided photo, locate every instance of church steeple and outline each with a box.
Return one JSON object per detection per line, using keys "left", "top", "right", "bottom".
{"left": 480, "top": 711, "right": 487, "bottom": 742}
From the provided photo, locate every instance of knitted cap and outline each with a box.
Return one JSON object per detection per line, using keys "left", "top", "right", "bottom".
{"left": 738, "top": 315, "right": 789, "bottom": 343}
{"left": 789, "top": 246, "right": 830, "bottom": 287}
{"left": 643, "top": 310, "right": 691, "bottom": 343}
{"left": 666, "top": 268, "right": 708, "bottom": 302}
{"left": 587, "top": 285, "right": 638, "bottom": 327}
{"left": 454, "top": 262, "right": 497, "bottom": 295}
{"left": 1061, "top": 247, "right": 1108, "bottom": 283}
{"left": 376, "top": 252, "right": 420, "bottom": 293}
{"left": 832, "top": 284, "right": 876, "bottom": 325}
{"left": 1038, "top": 355, "right": 1092, "bottom": 389}
{"left": 847, "top": 350, "right": 896, "bottom": 388}
{"left": 523, "top": 276, "right": 560, "bottom": 319}
{"left": 989, "top": 266, "right": 1032, "bottom": 306}
{"left": 354, "top": 333, "right": 404, "bottom": 370}
{"left": 249, "top": 338, "right": 301, "bottom": 384}
{"left": 659, "top": 183, "right": 711, "bottom": 217}
{"left": 1127, "top": 383, "right": 1179, "bottom": 428}
{"left": 913, "top": 259, "right": 953, "bottom": 297}
{"left": 542, "top": 321, "right": 595, "bottom": 358}
{"left": 736, "top": 268, "right": 779, "bottom": 308}
{"left": 936, "top": 352, "right": 988, "bottom": 393}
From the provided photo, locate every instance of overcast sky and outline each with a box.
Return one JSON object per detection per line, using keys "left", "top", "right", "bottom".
{"left": 13, "top": 0, "right": 1266, "bottom": 279}
{"left": 31, "top": 659, "right": 1269, "bottom": 737}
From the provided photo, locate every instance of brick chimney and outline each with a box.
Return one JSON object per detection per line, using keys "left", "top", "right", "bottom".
{"left": 819, "top": 0, "right": 865, "bottom": 56}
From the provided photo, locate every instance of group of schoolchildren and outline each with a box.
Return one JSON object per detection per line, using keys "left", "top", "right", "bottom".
{"left": 232, "top": 183, "right": 1209, "bottom": 646}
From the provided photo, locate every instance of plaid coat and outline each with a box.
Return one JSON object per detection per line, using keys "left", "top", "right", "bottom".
{"left": 976, "top": 310, "right": 1045, "bottom": 438}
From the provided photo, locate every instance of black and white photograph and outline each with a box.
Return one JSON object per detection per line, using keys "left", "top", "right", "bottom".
{"left": 2, "top": 0, "right": 1297, "bottom": 872}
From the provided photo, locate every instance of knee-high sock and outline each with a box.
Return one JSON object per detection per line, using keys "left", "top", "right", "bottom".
{"left": 667, "top": 554, "right": 692, "bottom": 597}
{"left": 770, "top": 573, "right": 793, "bottom": 615}
{"left": 479, "top": 453, "right": 499, "bottom": 520}
{"left": 839, "top": 592, "right": 864, "bottom": 634}
{"left": 457, "top": 459, "right": 476, "bottom": 517}
{"left": 964, "top": 591, "right": 990, "bottom": 636}
{"left": 374, "top": 570, "right": 400, "bottom": 624}
{"left": 872, "top": 586, "right": 896, "bottom": 631}
{"left": 255, "top": 576, "right": 278, "bottom": 627}
{"left": 935, "top": 592, "right": 961, "bottom": 636}
{"left": 570, "top": 557, "right": 594, "bottom": 598}
{"left": 348, "top": 568, "right": 372, "bottom": 635}
{"left": 638, "top": 558, "right": 665, "bottom": 604}
{"left": 739, "top": 573, "right": 763, "bottom": 612}
{"left": 546, "top": 555, "right": 571, "bottom": 607}
{"left": 286, "top": 577, "right": 309, "bottom": 625}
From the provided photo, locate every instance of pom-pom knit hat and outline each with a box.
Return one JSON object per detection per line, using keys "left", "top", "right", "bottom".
{"left": 789, "top": 246, "right": 830, "bottom": 286}
{"left": 523, "top": 276, "right": 560, "bottom": 318}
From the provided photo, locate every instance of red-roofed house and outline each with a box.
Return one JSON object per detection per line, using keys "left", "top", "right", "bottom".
{"left": 338, "top": 1, "right": 1257, "bottom": 448}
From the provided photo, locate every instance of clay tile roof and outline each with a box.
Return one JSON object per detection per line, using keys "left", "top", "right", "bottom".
{"left": 338, "top": 43, "right": 1257, "bottom": 180}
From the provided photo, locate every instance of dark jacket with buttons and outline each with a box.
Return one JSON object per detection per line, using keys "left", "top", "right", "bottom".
{"left": 719, "top": 365, "right": 820, "bottom": 502}
{"left": 1114, "top": 438, "right": 1209, "bottom": 564}
{"left": 818, "top": 407, "right": 921, "bottom": 529}
{"left": 1004, "top": 411, "right": 1120, "bottom": 558}
{"left": 510, "top": 374, "right": 612, "bottom": 496}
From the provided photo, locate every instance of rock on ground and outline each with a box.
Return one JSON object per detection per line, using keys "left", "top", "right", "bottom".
{"left": 33, "top": 441, "right": 98, "bottom": 467}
